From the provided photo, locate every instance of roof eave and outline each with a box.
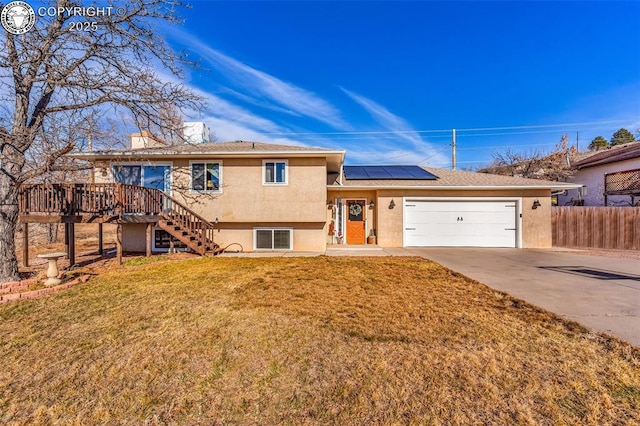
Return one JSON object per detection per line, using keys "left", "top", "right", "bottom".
{"left": 576, "top": 156, "right": 639, "bottom": 169}
{"left": 68, "top": 150, "right": 346, "bottom": 159}
{"left": 327, "top": 183, "right": 582, "bottom": 191}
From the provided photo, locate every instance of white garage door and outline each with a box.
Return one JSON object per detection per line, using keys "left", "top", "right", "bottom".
{"left": 404, "top": 199, "right": 518, "bottom": 247}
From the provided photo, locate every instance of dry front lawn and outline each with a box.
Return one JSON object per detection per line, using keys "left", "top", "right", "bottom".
{"left": 0, "top": 256, "right": 638, "bottom": 425}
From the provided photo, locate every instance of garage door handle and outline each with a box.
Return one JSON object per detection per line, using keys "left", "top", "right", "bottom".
{"left": 505, "top": 228, "right": 516, "bottom": 230}
{"left": 405, "top": 228, "right": 416, "bottom": 230}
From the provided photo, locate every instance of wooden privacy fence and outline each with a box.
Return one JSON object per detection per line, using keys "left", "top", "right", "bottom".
{"left": 552, "top": 206, "right": 640, "bottom": 250}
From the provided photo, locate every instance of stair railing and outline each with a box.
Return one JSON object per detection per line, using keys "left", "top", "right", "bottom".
{"left": 116, "top": 183, "right": 216, "bottom": 252}
{"left": 19, "top": 183, "right": 217, "bottom": 253}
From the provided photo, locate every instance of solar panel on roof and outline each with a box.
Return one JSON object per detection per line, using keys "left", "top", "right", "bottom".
{"left": 343, "top": 166, "right": 369, "bottom": 179}
{"left": 366, "top": 167, "right": 390, "bottom": 178}
{"left": 343, "top": 165, "right": 438, "bottom": 180}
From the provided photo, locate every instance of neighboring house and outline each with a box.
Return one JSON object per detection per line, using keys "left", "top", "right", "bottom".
{"left": 70, "top": 134, "right": 579, "bottom": 253}
{"left": 557, "top": 143, "right": 640, "bottom": 206}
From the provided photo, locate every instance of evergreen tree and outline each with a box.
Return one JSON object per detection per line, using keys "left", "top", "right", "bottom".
{"left": 610, "top": 128, "right": 636, "bottom": 146}
{"left": 588, "top": 136, "right": 610, "bottom": 151}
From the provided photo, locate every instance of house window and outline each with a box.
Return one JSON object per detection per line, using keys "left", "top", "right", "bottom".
{"left": 112, "top": 164, "right": 171, "bottom": 192}
{"left": 263, "top": 160, "right": 287, "bottom": 185}
{"left": 191, "top": 162, "right": 221, "bottom": 192}
{"left": 254, "top": 228, "right": 292, "bottom": 250}
{"left": 112, "top": 165, "right": 142, "bottom": 186}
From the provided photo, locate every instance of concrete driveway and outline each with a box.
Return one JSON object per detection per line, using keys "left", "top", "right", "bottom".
{"left": 408, "top": 248, "right": 640, "bottom": 347}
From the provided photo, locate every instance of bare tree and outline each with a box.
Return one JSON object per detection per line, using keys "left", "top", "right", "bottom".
{"left": 479, "top": 135, "right": 577, "bottom": 182}
{"left": 0, "top": 0, "right": 203, "bottom": 282}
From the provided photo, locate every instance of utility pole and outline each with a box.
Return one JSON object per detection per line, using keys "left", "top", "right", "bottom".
{"left": 576, "top": 131, "right": 579, "bottom": 152}
{"left": 451, "top": 129, "right": 457, "bottom": 170}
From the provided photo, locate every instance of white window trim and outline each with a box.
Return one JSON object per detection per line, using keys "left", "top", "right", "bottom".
{"left": 262, "top": 159, "right": 288, "bottom": 186}
{"left": 189, "top": 160, "right": 223, "bottom": 194}
{"left": 253, "top": 227, "right": 293, "bottom": 251}
{"left": 110, "top": 161, "right": 173, "bottom": 194}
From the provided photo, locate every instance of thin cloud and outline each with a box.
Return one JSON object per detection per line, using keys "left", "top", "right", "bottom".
{"left": 201, "top": 115, "right": 303, "bottom": 145}
{"left": 340, "top": 87, "right": 450, "bottom": 166}
{"left": 155, "top": 69, "right": 287, "bottom": 135}
{"left": 220, "top": 88, "right": 303, "bottom": 117}
{"left": 153, "top": 69, "right": 344, "bottom": 149}
{"left": 169, "top": 28, "right": 349, "bottom": 130}
{"left": 160, "top": 27, "right": 451, "bottom": 164}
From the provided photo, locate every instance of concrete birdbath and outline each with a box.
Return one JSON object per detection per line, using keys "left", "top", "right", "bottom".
{"left": 37, "top": 252, "right": 67, "bottom": 286}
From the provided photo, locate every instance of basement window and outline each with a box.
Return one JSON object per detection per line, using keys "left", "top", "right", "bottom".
{"left": 254, "top": 228, "right": 292, "bottom": 250}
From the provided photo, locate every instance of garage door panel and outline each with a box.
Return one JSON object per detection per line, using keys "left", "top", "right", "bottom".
{"left": 404, "top": 200, "right": 517, "bottom": 248}
{"left": 406, "top": 224, "right": 514, "bottom": 241}
{"left": 406, "top": 213, "right": 514, "bottom": 226}
{"left": 406, "top": 202, "right": 516, "bottom": 213}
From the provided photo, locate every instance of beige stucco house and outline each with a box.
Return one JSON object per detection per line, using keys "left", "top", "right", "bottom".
{"left": 73, "top": 135, "right": 579, "bottom": 253}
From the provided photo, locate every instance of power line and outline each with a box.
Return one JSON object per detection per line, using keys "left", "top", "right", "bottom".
{"left": 292, "top": 133, "right": 453, "bottom": 141}
{"left": 457, "top": 126, "right": 621, "bottom": 138}
{"left": 456, "top": 142, "right": 562, "bottom": 151}
{"left": 283, "top": 125, "right": 618, "bottom": 141}
{"left": 456, "top": 120, "right": 629, "bottom": 132}
{"left": 265, "top": 128, "right": 450, "bottom": 136}
{"left": 261, "top": 119, "right": 634, "bottom": 136}
{"left": 418, "top": 147, "right": 451, "bottom": 165}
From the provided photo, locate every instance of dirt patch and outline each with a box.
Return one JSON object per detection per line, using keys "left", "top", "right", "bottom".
{"left": 15, "top": 223, "right": 200, "bottom": 278}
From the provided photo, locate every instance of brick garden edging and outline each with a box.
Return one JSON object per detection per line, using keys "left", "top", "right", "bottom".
{"left": 0, "top": 275, "right": 91, "bottom": 303}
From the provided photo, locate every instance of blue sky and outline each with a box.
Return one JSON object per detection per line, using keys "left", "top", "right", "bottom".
{"left": 163, "top": 1, "right": 640, "bottom": 168}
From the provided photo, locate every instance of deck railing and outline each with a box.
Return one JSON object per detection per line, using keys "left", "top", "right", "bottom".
{"left": 20, "top": 183, "right": 119, "bottom": 215}
{"left": 19, "top": 183, "right": 217, "bottom": 253}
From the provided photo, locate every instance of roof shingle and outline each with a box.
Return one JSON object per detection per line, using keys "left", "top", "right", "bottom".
{"left": 90, "top": 140, "right": 339, "bottom": 155}
{"left": 334, "top": 166, "right": 577, "bottom": 188}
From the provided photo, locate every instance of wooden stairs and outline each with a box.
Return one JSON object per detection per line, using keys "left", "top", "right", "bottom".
{"left": 19, "top": 183, "right": 224, "bottom": 256}
{"left": 157, "top": 215, "right": 221, "bottom": 255}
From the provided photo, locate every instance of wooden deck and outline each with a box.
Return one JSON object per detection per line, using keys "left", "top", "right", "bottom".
{"left": 19, "top": 183, "right": 222, "bottom": 266}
